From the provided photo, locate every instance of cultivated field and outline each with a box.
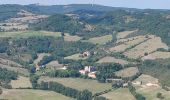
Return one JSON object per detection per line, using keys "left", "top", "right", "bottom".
{"left": 96, "top": 56, "right": 129, "bottom": 65}
{"left": 115, "top": 67, "right": 139, "bottom": 78}
{"left": 102, "top": 88, "right": 135, "bottom": 100}
{"left": 110, "top": 35, "right": 148, "bottom": 52}
{"left": 124, "top": 36, "right": 169, "bottom": 59}
{"left": 88, "top": 35, "right": 112, "bottom": 45}
{"left": 39, "top": 77, "right": 112, "bottom": 94}
{"left": 64, "top": 53, "right": 88, "bottom": 60}
{"left": 0, "top": 89, "right": 73, "bottom": 100}
{"left": 64, "top": 33, "right": 82, "bottom": 41}
{"left": 142, "top": 51, "right": 170, "bottom": 60}
{"left": 11, "top": 76, "right": 32, "bottom": 88}
{"left": 116, "top": 30, "right": 137, "bottom": 39}
{"left": 0, "top": 31, "right": 61, "bottom": 38}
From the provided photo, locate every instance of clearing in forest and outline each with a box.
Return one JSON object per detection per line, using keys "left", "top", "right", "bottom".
{"left": 64, "top": 33, "right": 82, "bottom": 41}
{"left": 116, "top": 30, "right": 137, "bottom": 39}
{"left": 64, "top": 53, "right": 88, "bottom": 60}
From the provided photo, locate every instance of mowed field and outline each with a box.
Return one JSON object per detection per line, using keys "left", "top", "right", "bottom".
{"left": 116, "top": 30, "right": 137, "bottom": 39}
{"left": 46, "top": 60, "right": 63, "bottom": 69}
{"left": 64, "top": 53, "right": 88, "bottom": 60}
{"left": 142, "top": 51, "right": 170, "bottom": 60}
{"left": 39, "top": 77, "right": 112, "bottom": 94}
{"left": 115, "top": 67, "right": 139, "bottom": 78}
{"left": 96, "top": 56, "right": 129, "bottom": 65}
{"left": 88, "top": 35, "right": 112, "bottom": 45}
{"left": 124, "top": 36, "right": 169, "bottom": 59}
{"left": 0, "top": 89, "right": 74, "bottom": 100}
{"left": 0, "top": 31, "right": 61, "bottom": 38}
{"left": 110, "top": 35, "right": 148, "bottom": 52}
{"left": 11, "top": 76, "right": 32, "bottom": 88}
{"left": 102, "top": 88, "right": 135, "bottom": 100}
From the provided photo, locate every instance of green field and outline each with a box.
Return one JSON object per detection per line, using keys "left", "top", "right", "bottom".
{"left": 87, "top": 35, "right": 112, "bottom": 45}
{"left": 39, "top": 77, "right": 112, "bottom": 94}
{"left": 0, "top": 31, "right": 61, "bottom": 38}
{"left": 64, "top": 53, "right": 88, "bottom": 60}
{"left": 0, "top": 89, "right": 74, "bottom": 100}
{"left": 102, "top": 88, "right": 135, "bottom": 100}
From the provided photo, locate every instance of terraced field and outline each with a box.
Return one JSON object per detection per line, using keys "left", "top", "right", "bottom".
{"left": 142, "top": 51, "right": 170, "bottom": 60}
{"left": 116, "top": 30, "right": 137, "bottom": 39}
{"left": 88, "top": 35, "right": 112, "bottom": 45}
{"left": 11, "top": 76, "right": 32, "bottom": 88}
{"left": 115, "top": 67, "right": 139, "bottom": 78}
{"left": 64, "top": 33, "right": 82, "bottom": 41}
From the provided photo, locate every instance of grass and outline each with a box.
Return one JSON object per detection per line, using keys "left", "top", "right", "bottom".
{"left": 0, "top": 89, "right": 74, "bottom": 100}
{"left": 102, "top": 88, "right": 135, "bottom": 100}
{"left": 11, "top": 76, "right": 32, "bottom": 89}
{"left": 64, "top": 53, "right": 88, "bottom": 60}
{"left": 46, "top": 60, "right": 63, "bottom": 69}
{"left": 64, "top": 33, "right": 82, "bottom": 41}
{"left": 124, "top": 36, "right": 169, "bottom": 59}
{"left": 88, "top": 35, "right": 112, "bottom": 45}
{"left": 96, "top": 56, "right": 129, "bottom": 65}
{"left": 116, "top": 30, "right": 137, "bottom": 39}
{"left": 142, "top": 51, "right": 170, "bottom": 60}
{"left": 115, "top": 67, "right": 139, "bottom": 78}
{"left": 0, "top": 30, "right": 61, "bottom": 38}
{"left": 39, "top": 77, "right": 112, "bottom": 94}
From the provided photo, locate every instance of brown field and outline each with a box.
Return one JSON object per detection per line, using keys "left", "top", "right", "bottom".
{"left": 102, "top": 88, "right": 135, "bottom": 100}
{"left": 115, "top": 67, "right": 139, "bottom": 78}
{"left": 11, "top": 76, "right": 32, "bottom": 88}
{"left": 39, "top": 77, "right": 112, "bottom": 94}
{"left": 64, "top": 33, "right": 82, "bottom": 41}
{"left": 124, "top": 36, "right": 169, "bottom": 59}
{"left": 116, "top": 30, "right": 137, "bottom": 39}
{"left": 110, "top": 35, "right": 148, "bottom": 52}
{"left": 142, "top": 51, "right": 170, "bottom": 60}
{"left": 0, "top": 89, "right": 73, "bottom": 100}
{"left": 96, "top": 56, "right": 129, "bottom": 65}
{"left": 46, "top": 60, "right": 63, "bottom": 69}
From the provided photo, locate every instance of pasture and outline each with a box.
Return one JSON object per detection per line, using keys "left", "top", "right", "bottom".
{"left": 124, "top": 36, "right": 169, "bottom": 59}
{"left": 116, "top": 30, "right": 137, "bottom": 39}
{"left": 64, "top": 53, "right": 88, "bottom": 60}
{"left": 110, "top": 35, "right": 148, "bottom": 52}
{"left": 96, "top": 56, "right": 129, "bottom": 65}
{"left": 64, "top": 33, "right": 82, "bottom": 41}
{"left": 115, "top": 67, "right": 139, "bottom": 78}
{"left": 88, "top": 35, "right": 112, "bottom": 45}
{"left": 46, "top": 60, "right": 63, "bottom": 69}
{"left": 38, "top": 77, "right": 112, "bottom": 94}
{"left": 0, "top": 89, "right": 73, "bottom": 100}
{"left": 0, "top": 31, "right": 61, "bottom": 38}
{"left": 11, "top": 76, "right": 32, "bottom": 89}
{"left": 142, "top": 51, "right": 170, "bottom": 60}
{"left": 102, "top": 88, "right": 135, "bottom": 100}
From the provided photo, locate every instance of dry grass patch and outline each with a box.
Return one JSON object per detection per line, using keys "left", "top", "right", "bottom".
{"left": 116, "top": 30, "right": 137, "bottom": 39}
{"left": 0, "top": 89, "right": 73, "bottom": 100}
{"left": 88, "top": 35, "right": 112, "bottom": 45}
{"left": 115, "top": 67, "right": 139, "bottom": 78}
{"left": 11, "top": 76, "right": 32, "bottom": 88}
{"left": 124, "top": 36, "right": 169, "bottom": 59}
{"left": 110, "top": 35, "right": 148, "bottom": 52}
{"left": 102, "top": 88, "right": 135, "bottom": 100}
{"left": 39, "top": 77, "right": 112, "bottom": 94}
{"left": 97, "top": 56, "right": 129, "bottom": 65}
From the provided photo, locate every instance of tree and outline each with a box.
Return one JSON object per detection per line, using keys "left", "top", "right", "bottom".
{"left": 0, "top": 87, "right": 2, "bottom": 95}
{"left": 77, "top": 90, "right": 92, "bottom": 100}
{"left": 157, "top": 92, "right": 164, "bottom": 100}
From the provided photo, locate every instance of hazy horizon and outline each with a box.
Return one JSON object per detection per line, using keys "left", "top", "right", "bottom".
{"left": 0, "top": 0, "right": 170, "bottom": 9}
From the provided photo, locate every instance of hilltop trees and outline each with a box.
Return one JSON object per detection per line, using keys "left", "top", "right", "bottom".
{"left": 77, "top": 90, "right": 93, "bottom": 100}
